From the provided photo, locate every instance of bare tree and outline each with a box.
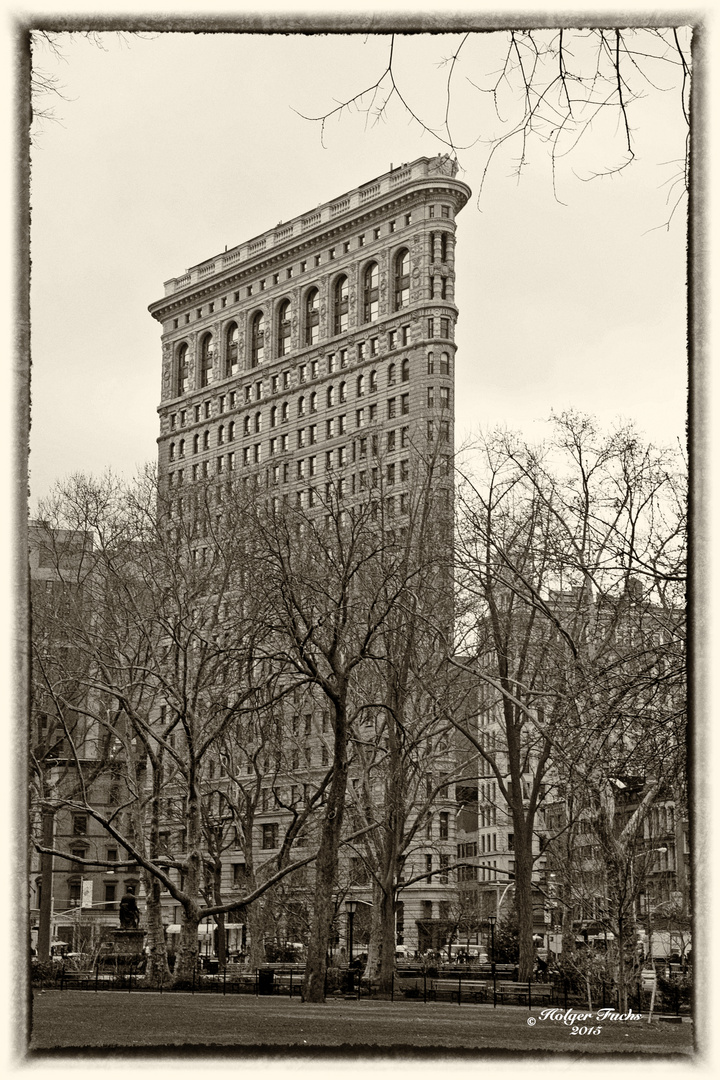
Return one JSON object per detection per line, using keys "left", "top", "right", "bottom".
{"left": 451, "top": 413, "right": 686, "bottom": 981}
{"left": 300, "top": 28, "right": 691, "bottom": 214}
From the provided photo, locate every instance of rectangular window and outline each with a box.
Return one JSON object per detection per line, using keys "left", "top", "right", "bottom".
{"left": 427, "top": 386, "right": 435, "bottom": 409}
{"left": 308, "top": 424, "right": 317, "bottom": 445}
{"left": 254, "top": 443, "right": 261, "bottom": 462}
{"left": 338, "top": 414, "right": 346, "bottom": 435}
{"left": 440, "top": 420, "right": 450, "bottom": 443}
{"left": 327, "top": 354, "right": 336, "bottom": 374}
{"left": 387, "top": 398, "right": 396, "bottom": 419}
{"left": 387, "top": 430, "right": 396, "bottom": 452}
{"left": 269, "top": 438, "right": 277, "bottom": 456}
{"left": 441, "top": 205, "right": 450, "bottom": 218}
{"left": 388, "top": 330, "right": 396, "bottom": 350}
{"left": 401, "top": 394, "right": 409, "bottom": 415}
{"left": 299, "top": 365, "right": 307, "bottom": 383}
{"left": 356, "top": 408, "right": 365, "bottom": 428}
{"left": 369, "top": 403, "right": 377, "bottom": 422}
{"left": 311, "top": 360, "right": 318, "bottom": 379}
{"left": 339, "top": 349, "right": 348, "bottom": 368}
{"left": 425, "top": 854, "right": 433, "bottom": 881}
{"left": 262, "top": 823, "right": 279, "bottom": 850}
{"left": 297, "top": 459, "right": 305, "bottom": 479}
{"left": 440, "top": 386, "right": 450, "bottom": 409}
{"left": 298, "top": 428, "right": 305, "bottom": 448}
{"left": 308, "top": 455, "right": 316, "bottom": 477}
{"left": 104, "top": 883, "right": 117, "bottom": 911}
{"left": 387, "top": 463, "right": 395, "bottom": 485}
{"left": 370, "top": 337, "right": 378, "bottom": 356}
{"left": 72, "top": 815, "right": 87, "bottom": 836}
{"left": 440, "top": 854, "right": 450, "bottom": 884}
{"left": 440, "top": 317, "right": 450, "bottom": 338}
{"left": 339, "top": 446, "right": 347, "bottom": 466}
{"left": 404, "top": 212, "right": 412, "bottom": 226}
{"left": 427, "top": 317, "right": 434, "bottom": 338}
{"left": 217, "top": 455, "right": 224, "bottom": 473}
{"left": 439, "top": 812, "right": 449, "bottom": 839}
{"left": 358, "top": 233, "right": 365, "bottom": 247}
{"left": 271, "top": 375, "right": 279, "bottom": 394}
{"left": 326, "top": 418, "right": 335, "bottom": 439}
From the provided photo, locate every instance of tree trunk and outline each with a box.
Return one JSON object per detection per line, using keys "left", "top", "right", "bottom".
{"left": 514, "top": 815, "right": 536, "bottom": 981}
{"left": 302, "top": 699, "right": 349, "bottom": 1003}
{"left": 142, "top": 871, "right": 171, "bottom": 986}
{"left": 363, "top": 874, "right": 396, "bottom": 992}
{"left": 173, "top": 904, "right": 200, "bottom": 985}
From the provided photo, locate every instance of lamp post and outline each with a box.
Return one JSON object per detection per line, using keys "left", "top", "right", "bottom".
{"left": 345, "top": 900, "right": 357, "bottom": 968}
{"left": 488, "top": 914, "right": 497, "bottom": 1008}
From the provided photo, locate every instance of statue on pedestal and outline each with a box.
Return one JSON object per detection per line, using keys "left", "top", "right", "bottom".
{"left": 119, "top": 892, "right": 140, "bottom": 930}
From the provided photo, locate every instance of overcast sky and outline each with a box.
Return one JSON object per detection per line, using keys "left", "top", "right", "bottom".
{"left": 28, "top": 22, "right": 690, "bottom": 509}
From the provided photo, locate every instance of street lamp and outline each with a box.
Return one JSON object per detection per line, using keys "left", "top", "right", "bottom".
{"left": 345, "top": 900, "right": 357, "bottom": 967}
{"left": 488, "top": 914, "right": 497, "bottom": 1008}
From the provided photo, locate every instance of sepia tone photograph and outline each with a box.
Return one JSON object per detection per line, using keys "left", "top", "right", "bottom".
{"left": 17, "top": 3, "right": 701, "bottom": 1068}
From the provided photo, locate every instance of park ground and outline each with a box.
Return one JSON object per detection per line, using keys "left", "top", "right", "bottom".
{"left": 27, "top": 991, "right": 694, "bottom": 1056}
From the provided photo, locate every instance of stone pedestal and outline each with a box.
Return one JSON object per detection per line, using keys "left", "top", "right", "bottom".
{"left": 100, "top": 928, "right": 146, "bottom": 970}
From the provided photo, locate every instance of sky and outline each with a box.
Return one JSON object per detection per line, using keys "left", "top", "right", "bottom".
{"left": 26, "top": 21, "right": 691, "bottom": 510}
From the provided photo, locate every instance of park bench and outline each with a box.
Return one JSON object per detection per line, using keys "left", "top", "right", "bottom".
{"left": 496, "top": 981, "right": 554, "bottom": 1006}
{"left": 431, "top": 979, "right": 488, "bottom": 1003}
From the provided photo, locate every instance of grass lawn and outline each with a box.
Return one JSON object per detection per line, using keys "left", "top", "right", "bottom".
{"left": 28, "top": 991, "right": 694, "bottom": 1055}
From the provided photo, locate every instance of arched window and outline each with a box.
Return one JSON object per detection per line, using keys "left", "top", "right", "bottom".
{"left": 298, "top": 396, "right": 305, "bottom": 418}
{"left": 228, "top": 421, "right": 235, "bottom": 441}
{"left": 388, "top": 363, "right": 396, "bottom": 387}
{"left": 176, "top": 344, "right": 189, "bottom": 396}
{"left": 401, "top": 358, "right": 410, "bottom": 382}
{"left": 270, "top": 405, "right": 278, "bottom": 428}
{"left": 225, "top": 323, "right": 239, "bottom": 377}
{"left": 394, "top": 249, "right": 410, "bottom": 310}
{"left": 250, "top": 312, "right": 265, "bottom": 367}
{"left": 334, "top": 275, "right": 349, "bottom": 334}
{"left": 305, "top": 288, "right": 320, "bottom": 345}
{"left": 178, "top": 439, "right": 185, "bottom": 459}
{"left": 254, "top": 412, "right": 262, "bottom": 434}
{"left": 339, "top": 381, "right": 346, "bottom": 403}
{"left": 281, "top": 402, "right": 289, "bottom": 423}
{"left": 203, "top": 431, "right": 209, "bottom": 450}
{"left": 310, "top": 391, "right": 317, "bottom": 413}
{"left": 369, "top": 369, "right": 377, "bottom": 392}
{"left": 327, "top": 385, "right": 335, "bottom": 408}
{"left": 363, "top": 263, "right": 379, "bottom": 323}
{"left": 440, "top": 351, "right": 450, "bottom": 375}
{"left": 169, "top": 442, "right": 176, "bottom": 461}
{"left": 218, "top": 425, "right": 225, "bottom": 445}
{"left": 193, "top": 434, "right": 200, "bottom": 454}
{"left": 357, "top": 374, "right": 365, "bottom": 397}
{"left": 200, "top": 334, "right": 215, "bottom": 388}
{"left": 277, "top": 300, "right": 291, "bottom": 357}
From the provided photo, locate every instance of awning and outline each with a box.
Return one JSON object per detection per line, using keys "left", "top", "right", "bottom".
{"left": 166, "top": 923, "right": 244, "bottom": 935}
